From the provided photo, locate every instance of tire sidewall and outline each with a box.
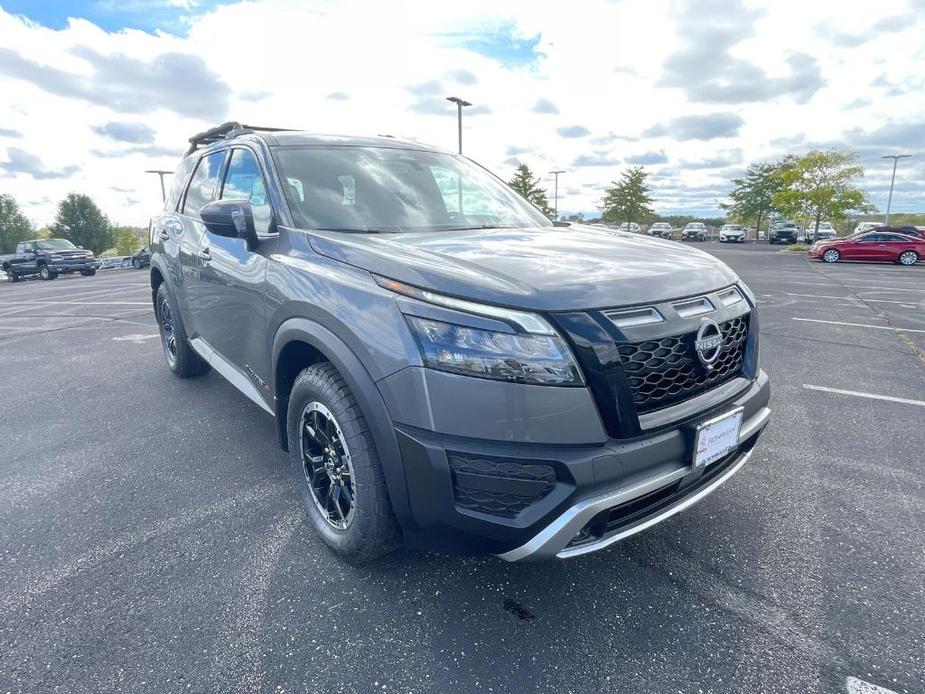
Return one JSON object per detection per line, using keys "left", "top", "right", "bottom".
{"left": 823, "top": 249, "right": 839, "bottom": 263}
{"left": 899, "top": 251, "right": 917, "bottom": 266}
{"left": 286, "top": 366, "right": 392, "bottom": 560}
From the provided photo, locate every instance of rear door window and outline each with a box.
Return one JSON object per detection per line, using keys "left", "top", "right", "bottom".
{"left": 182, "top": 151, "right": 226, "bottom": 219}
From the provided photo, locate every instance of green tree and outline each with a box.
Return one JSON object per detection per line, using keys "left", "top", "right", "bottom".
{"left": 508, "top": 163, "right": 553, "bottom": 217}
{"left": 51, "top": 193, "right": 112, "bottom": 254}
{"left": 600, "top": 167, "right": 654, "bottom": 227}
{"left": 113, "top": 226, "right": 142, "bottom": 256}
{"left": 772, "top": 151, "right": 876, "bottom": 242}
{"left": 721, "top": 163, "right": 782, "bottom": 236}
{"left": 0, "top": 193, "right": 34, "bottom": 253}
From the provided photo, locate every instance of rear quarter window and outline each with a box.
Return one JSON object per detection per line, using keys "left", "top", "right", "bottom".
{"left": 164, "top": 156, "right": 196, "bottom": 212}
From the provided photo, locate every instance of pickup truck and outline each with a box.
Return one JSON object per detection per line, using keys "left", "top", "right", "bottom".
{"left": 1, "top": 239, "right": 98, "bottom": 281}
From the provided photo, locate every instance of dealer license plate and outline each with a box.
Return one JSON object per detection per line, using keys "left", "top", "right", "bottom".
{"left": 693, "top": 408, "right": 743, "bottom": 468}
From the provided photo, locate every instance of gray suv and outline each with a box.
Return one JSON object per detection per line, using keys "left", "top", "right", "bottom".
{"left": 149, "top": 122, "right": 771, "bottom": 562}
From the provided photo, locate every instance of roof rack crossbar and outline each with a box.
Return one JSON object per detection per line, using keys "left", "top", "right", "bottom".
{"left": 185, "top": 122, "right": 296, "bottom": 155}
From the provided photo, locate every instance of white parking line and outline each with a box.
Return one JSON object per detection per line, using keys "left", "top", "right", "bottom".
{"left": 783, "top": 280, "right": 925, "bottom": 293}
{"left": 112, "top": 333, "right": 160, "bottom": 343}
{"left": 846, "top": 676, "right": 899, "bottom": 694}
{"left": 803, "top": 384, "right": 925, "bottom": 408}
{"left": 792, "top": 317, "right": 925, "bottom": 333}
{"left": 0, "top": 300, "right": 151, "bottom": 306}
{"left": 786, "top": 292, "right": 920, "bottom": 306}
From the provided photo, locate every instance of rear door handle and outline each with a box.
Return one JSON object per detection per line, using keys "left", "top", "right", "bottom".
{"left": 198, "top": 247, "right": 212, "bottom": 261}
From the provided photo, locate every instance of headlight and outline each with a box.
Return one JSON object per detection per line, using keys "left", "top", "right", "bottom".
{"left": 405, "top": 316, "right": 583, "bottom": 386}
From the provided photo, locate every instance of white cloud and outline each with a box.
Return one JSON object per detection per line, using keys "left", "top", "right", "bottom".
{"left": 0, "top": 0, "right": 922, "bottom": 225}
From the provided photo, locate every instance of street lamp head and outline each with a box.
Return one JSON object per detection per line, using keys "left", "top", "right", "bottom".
{"left": 446, "top": 96, "right": 472, "bottom": 107}
{"left": 882, "top": 154, "right": 911, "bottom": 160}
{"left": 550, "top": 169, "right": 566, "bottom": 175}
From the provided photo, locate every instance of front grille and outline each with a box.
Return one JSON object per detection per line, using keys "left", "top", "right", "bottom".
{"left": 616, "top": 315, "right": 748, "bottom": 413}
{"left": 448, "top": 454, "right": 556, "bottom": 518}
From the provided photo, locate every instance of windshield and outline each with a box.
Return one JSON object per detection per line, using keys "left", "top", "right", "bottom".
{"left": 652, "top": 223, "right": 669, "bottom": 228}
{"left": 35, "top": 239, "right": 77, "bottom": 250}
{"left": 273, "top": 146, "right": 552, "bottom": 233}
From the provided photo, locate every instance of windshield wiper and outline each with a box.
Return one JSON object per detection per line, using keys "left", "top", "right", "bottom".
{"left": 445, "top": 225, "right": 518, "bottom": 231}
{"left": 313, "top": 227, "right": 398, "bottom": 234}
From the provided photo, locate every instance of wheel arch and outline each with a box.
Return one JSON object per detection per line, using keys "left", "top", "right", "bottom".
{"left": 272, "top": 317, "right": 414, "bottom": 528}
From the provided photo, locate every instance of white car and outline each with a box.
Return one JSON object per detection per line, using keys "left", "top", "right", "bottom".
{"left": 615, "top": 222, "right": 641, "bottom": 234}
{"left": 853, "top": 221, "right": 884, "bottom": 234}
{"left": 807, "top": 222, "right": 837, "bottom": 241}
{"left": 719, "top": 224, "right": 746, "bottom": 242}
{"left": 648, "top": 222, "right": 672, "bottom": 238}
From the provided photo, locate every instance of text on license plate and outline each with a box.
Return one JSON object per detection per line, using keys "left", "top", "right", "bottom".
{"left": 694, "top": 409, "right": 743, "bottom": 468}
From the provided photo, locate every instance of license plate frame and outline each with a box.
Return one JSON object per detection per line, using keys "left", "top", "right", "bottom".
{"left": 693, "top": 407, "right": 744, "bottom": 468}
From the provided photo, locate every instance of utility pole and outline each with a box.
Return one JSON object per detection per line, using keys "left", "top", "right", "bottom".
{"left": 445, "top": 96, "right": 472, "bottom": 154}
{"left": 882, "top": 154, "right": 910, "bottom": 225}
{"left": 550, "top": 170, "right": 565, "bottom": 220}
{"left": 145, "top": 169, "right": 173, "bottom": 203}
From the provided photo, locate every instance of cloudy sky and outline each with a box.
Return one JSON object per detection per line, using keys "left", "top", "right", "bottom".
{"left": 0, "top": 0, "right": 922, "bottom": 226}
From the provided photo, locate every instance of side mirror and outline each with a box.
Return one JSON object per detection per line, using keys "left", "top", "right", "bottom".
{"left": 200, "top": 200, "right": 258, "bottom": 249}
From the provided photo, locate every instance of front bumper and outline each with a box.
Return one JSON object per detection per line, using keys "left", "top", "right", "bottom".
{"left": 48, "top": 260, "right": 95, "bottom": 272}
{"left": 390, "top": 370, "right": 771, "bottom": 558}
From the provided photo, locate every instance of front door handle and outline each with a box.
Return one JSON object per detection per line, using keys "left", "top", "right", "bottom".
{"left": 198, "top": 247, "right": 212, "bottom": 261}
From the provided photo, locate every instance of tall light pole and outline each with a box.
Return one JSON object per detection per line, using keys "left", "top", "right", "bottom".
{"left": 549, "top": 170, "right": 565, "bottom": 220}
{"left": 882, "top": 154, "right": 910, "bottom": 225}
{"left": 445, "top": 96, "right": 471, "bottom": 154}
{"left": 145, "top": 169, "right": 173, "bottom": 203}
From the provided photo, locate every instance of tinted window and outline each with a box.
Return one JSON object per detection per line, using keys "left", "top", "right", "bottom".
{"left": 164, "top": 156, "right": 196, "bottom": 212}
{"left": 220, "top": 149, "right": 273, "bottom": 235}
{"left": 36, "top": 239, "right": 78, "bottom": 250}
{"left": 182, "top": 151, "right": 225, "bottom": 218}
{"left": 858, "top": 234, "right": 883, "bottom": 242}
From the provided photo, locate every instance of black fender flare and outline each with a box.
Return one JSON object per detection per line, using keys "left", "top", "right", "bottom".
{"left": 272, "top": 317, "right": 415, "bottom": 529}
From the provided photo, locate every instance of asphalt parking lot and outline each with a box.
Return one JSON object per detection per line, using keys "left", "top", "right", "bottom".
{"left": 1, "top": 248, "right": 923, "bottom": 694}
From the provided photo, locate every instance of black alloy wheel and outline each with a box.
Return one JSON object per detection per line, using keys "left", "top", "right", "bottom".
{"left": 300, "top": 401, "right": 357, "bottom": 530}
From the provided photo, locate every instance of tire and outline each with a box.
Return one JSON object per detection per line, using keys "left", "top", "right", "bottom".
{"left": 898, "top": 251, "right": 918, "bottom": 266}
{"left": 39, "top": 265, "right": 56, "bottom": 281}
{"left": 287, "top": 362, "right": 401, "bottom": 563}
{"left": 133, "top": 258, "right": 141, "bottom": 269}
{"left": 6, "top": 270, "right": 18, "bottom": 283}
{"left": 154, "top": 283, "right": 210, "bottom": 378}
{"left": 81, "top": 269, "right": 97, "bottom": 277}
{"left": 822, "top": 249, "right": 840, "bottom": 263}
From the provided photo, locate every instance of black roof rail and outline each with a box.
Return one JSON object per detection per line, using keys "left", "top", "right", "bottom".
{"left": 185, "top": 122, "right": 296, "bottom": 155}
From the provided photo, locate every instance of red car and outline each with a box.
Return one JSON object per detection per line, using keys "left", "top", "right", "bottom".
{"left": 809, "top": 231, "right": 924, "bottom": 266}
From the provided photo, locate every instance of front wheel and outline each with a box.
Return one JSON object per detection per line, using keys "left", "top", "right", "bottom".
{"left": 132, "top": 258, "right": 141, "bottom": 269}
{"left": 898, "top": 251, "right": 919, "bottom": 266}
{"left": 287, "top": 363, "right": 401, "bottom": 563}
{"left": 822, "top": 249, "right": 840, "bottom": 263}
{"left": 39, "top": 265, "right": 56, "bottom": 280}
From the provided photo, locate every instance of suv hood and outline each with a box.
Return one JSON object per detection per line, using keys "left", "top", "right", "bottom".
{"left": 307, "top": 225, "right": 738, "bottom": 311}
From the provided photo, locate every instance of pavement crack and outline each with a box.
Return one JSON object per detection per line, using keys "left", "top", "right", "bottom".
{"left": 810, "top": 264, "right": 925, "bottom": 367}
